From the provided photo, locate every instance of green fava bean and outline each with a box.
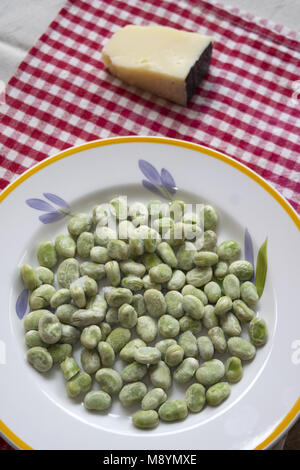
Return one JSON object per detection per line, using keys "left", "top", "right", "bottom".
{"left": 214, "top": 296, "right": 232, "bottom": 317}
{"left": 165, "top": 291, "right": 184, "bottom": 318}
{"left": 167, "top": 269, "right": 186, "bottom": 291}
{"left": 120, "top": 260, "right": 146, "bottom": 277}
{"left": 173, "top": 357, "right": 199, "bottom": 384}
{"left": 206, "top": 382, "right": 230, "bottom": 406}
{"left": 128, "top": 202, "right": 148, "bottom": 227}
{"left": 37, "top": 241, "right": 57, "bottom": 269}
{"left": 70, "top": 285, "right": 86, "bottom": 308}
{"left": 24, "top": 309, "right": 48, "bottom": 331}
{"left": 80, "top": 325, "right": 102, "bottom": 349}
{"left": 99, "top": 322, "right": 111, "bottom": 341}
{"left": 25, "top": 330, "right": 46, "bottom": 348}
{"left": 214, "top": 261, "right": 228, "bottom": 280}
{"left": 121, "top": 361, "right": 148, "bottom": 382}
{"left": 181, "top": 284, "right": 208, "bottom": 305}
{"left": 107, "top": 239, "right": 129, "bottom": 261}
{"left": 169, "top": 200, "right": 185, "bottom": 220}
{"left": 29, "top": 284, "right": 56, "bottom": 310}
{"left": 202, "top": 230, "right": 217, "bottom": 251}
{"left": 109, "top": 196, "right": 128, "bottom": 220}
{"left": 80, "top": 262, "right": 106, "bottom": 281}
{"left": 225, "top": 356, "right": 243, "bottom": 383}
{"left": 131, "top": 294, "right": 146, "bottom": 316}
{"left": 202, "top": 305, "right": 218, "bottom": 329}
{"left": 48, "top": 343, "right": 72, "bottom": 364}
{"left": 57, "top": 258, "right": 80, "bottom": 288}
{"left": 55, "top": 304, "right": 77, "bottom": 325}
{"left": 204, "top": 205, "right": 218, "bottom": 230}
{"left": 27, "top": 346, "right": 53, "bottom": 372}
{"left": 228, "top": 337, "right": 256, "bottom": 360}
{"left": 86, "top": 294, "right": 107, "bottom": 317}
{"left": 106, "top": 307, "right": 119, "bottom": 326}
{"left": 77, "top": 232, "right": 94, "bottom": 258}
{"left": 249, "top": 317, "right": 268, "bottom": 347}
{"left": 144, "top": 289, "right": 166, "bottom": 318}
{"left": 132, "top": 410, "right": 159, "bottom": 429}
{"left": 157, "top": 242, "right": 177, "bottom": 268}
{"left": 240, "top": 282, "right": 259, "bottom": 307}
{"left": 153, "top": 217, "right": 174, "bottom": 235}
{"left": 60, "top": 324, "right": 80, "bottom": 345}
{"left": 60, "top": 356, "right": 80, "bottom": 380}
{"left": 118, "top": 304, "right": 138, "bottom": 328}
{"left": 182, "top": 294, "right": 204, "bottom": 320}
{"left": 204, "top": 282, "right": 222, "bottom": 304}
{"left": 97, "top": 341, "right": 115, "bottom": 367}
{"left": 158, "top": 314, "right": 180, "bottom": 338}
{"left": 220, "top": 312, "right": 241, "bottom": 337}
{"left": 72, "top": 309, "right": 103, "bottom": 327}
{"left": 66, "top": 372, "right": 92, "bottom": 398}
{"left": 142, "top": 274, "right": 161, "bottom": 291}
{"left": 159, "top": 400, "right": 188, "bottom": 422}
{"left": 128, "top": 234, "right": 145, "bottom": 258}
{"left": 94, "top": 226, "right": 117, "bottom": 247}
{"left": 81, "top": 348, "right": 101, "bottom": 374}
{"left": 84, "top": 391, "right": 112, "bottom": 411}
{"left": 177, "top": 242, "right": 196, "bottom": 271}
{"left": 106, "top": 327, "right": 131, "bottom": 353}
{"left": 165, "top": 344, "right": 184, "bottom": 367}
{"left": 55, "top": 234, "right": 76, "bottom": 259}
{"left": 106, "top": 288, "right": 133, "bottom": 308}
{"left": 149, "top": 361, "right": 172, "bottom": 390}
{"left": 186, "top": 266, "right": 212, "bottom": 288}
{"left": 134, "top": 347, "right": 161, "bottom": 365}
{"left": 194, "top": 251, "right": 218, "bottom": 267}
{"left": 121, "top": 275, "right": 144, "bottom": 292}
{"left": 68, "top": 213, "right": 92, "bottom": 237}
{"left": 35, "top": 266, "right": 55, "bottom": 285}
{"left": 20, "top": 264, "right": 41, "bottom": 290}
{"left": 141, "top": 388, "right": 167, "bottom": 410}
{"left": 149, "top": 264, "right": 172, "bottom": 283}
{"left": 195, "top": 359, "right": 225, "bottom": 386}
{"left": 92, "top": 204, "right": 108, "bottom": 226}
{"left": 155, "top": 339, "right": 177, "bottom": 359}
{"left": 229, "top": 260, "right": 254, "bottom": 281}
{"left": 208, "top": 327, "right": 227, "bottom": 354}
{"left": 95, "top": 368, "right": 123, "bottom": 395}
{"left": 178, "top": 331, "right": 198, "bottom": 357}
{"left": 232, "top": 300, "right": 255, "bottom": 323}
{"left": 197, "top": 336, "right": 214, "bottom": 360}
{"left": 136, "top": 316, "right": 157, "bottom": 343}
{"left": 185, "top": 383, "right": 206, "bottom": 413}
{"left": 119, "top": 338, "right": 146, "bottom": 363}
{"left": 119, "top": 382, "right": 147, "bottom": 407}
{"left": 223, "top": 274, "right": 240, "bottom": 300}
{"left": 50, "top": 289, "right": 71, "bottom": 309}
{"left": 38, "top": 312, "right": 62, "bottom": 344}
{"left": 179, "top": 316, "right": 202, "bottom": 335}
{"left": 217, "top": 240, "right": 241, "bottom": 262}
{"left": 90, "top": 246, "right": 109, "bottom": 264}
{"left": 142, "top": 253, "right": 163, "bottom": 271}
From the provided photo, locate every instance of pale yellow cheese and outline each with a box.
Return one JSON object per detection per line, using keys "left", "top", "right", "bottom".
{"left": 102, "top": 25, "right": 213, "bottom": 105}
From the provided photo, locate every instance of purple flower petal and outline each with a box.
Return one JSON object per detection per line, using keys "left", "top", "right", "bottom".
{"left": 142, "top": 180, "right": 165, "bottom": 198}
{"left": 139, "top": 160, "right": 161, "bottom": 185}
{"left": 244, "top": 228, "right": 255, "bottom": 281}
{"left": 16, "top": 289, "right": 29, "bottom": 319}
{"left": 43, "top": 193, "right": 70, "bottom": 210}
{"left": 26, "top": 198, "right": 55, "bottom": 212}
{"left": 39, "top": 211, "right": 66, "bottom": 224}
{"left": 161, "top": 168, "right": 177, "bottom": 194}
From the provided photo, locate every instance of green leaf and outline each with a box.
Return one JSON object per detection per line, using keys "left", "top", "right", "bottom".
{"left": 255, "top": 238, "right": 268, "bottom": 298}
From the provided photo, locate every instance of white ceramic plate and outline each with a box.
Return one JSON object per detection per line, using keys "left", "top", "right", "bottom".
{"left": 0, "top": 136, "right": 299, "bottom": 450}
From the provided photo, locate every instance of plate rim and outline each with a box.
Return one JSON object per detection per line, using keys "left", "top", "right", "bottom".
{"left": 0, "top": 135, "right": 299, "bottom": 450}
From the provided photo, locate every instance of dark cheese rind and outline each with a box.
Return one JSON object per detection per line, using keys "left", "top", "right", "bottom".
{"left": 185, "top": 42, "right": 213, "bottom": 104}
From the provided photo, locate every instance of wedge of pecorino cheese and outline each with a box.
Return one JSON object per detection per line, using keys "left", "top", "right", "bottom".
{"left": 102, "top": 25, "right": 213, "bottom": 106}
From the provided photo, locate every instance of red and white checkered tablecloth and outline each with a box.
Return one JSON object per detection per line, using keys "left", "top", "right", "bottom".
{"left": 0, "top": 0, "right": 300, "bottom": 450}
